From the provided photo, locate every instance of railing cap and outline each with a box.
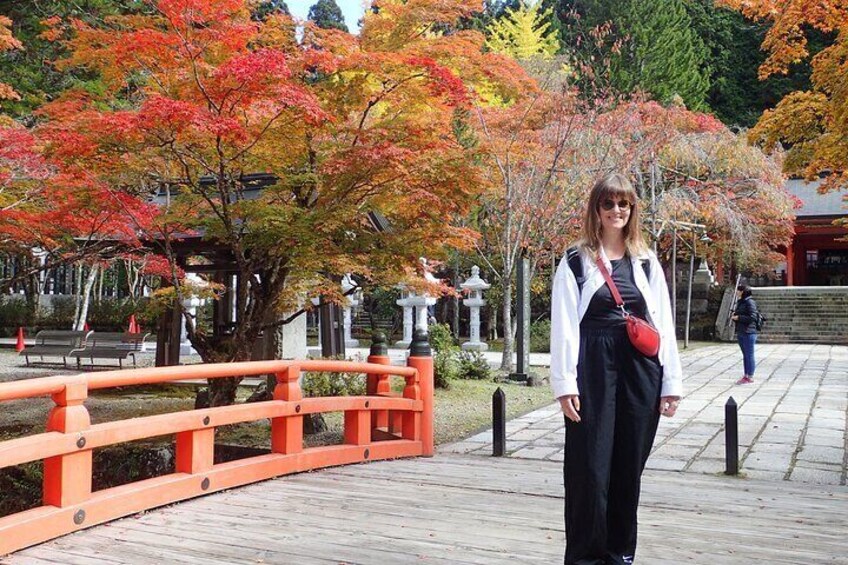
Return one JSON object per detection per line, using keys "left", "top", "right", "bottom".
{"left": 409, "top": 328, "right": 431, "bottom": 357}
{"left": 370, "top": 331, "right": 388, "bottom": 356}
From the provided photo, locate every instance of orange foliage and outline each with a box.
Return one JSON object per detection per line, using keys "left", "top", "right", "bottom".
{"left": 16, "top": 0, "right": 522, "bottom": 391}
{"left": 720, "top": 0, "right": 848, "bottom": 192}
{"left": 0, "top": 16, "right": 21, "bottom": 102}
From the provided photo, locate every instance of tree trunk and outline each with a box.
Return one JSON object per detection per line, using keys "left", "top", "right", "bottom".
{"left": 451, "top": 273, "right": 459, "bottom": 337}
{"left": 97, "top": 265, "right": 105, "bottom": 299}
{"left": 500, "top": 277, "right": 514, "bottom": 372}
{"left": 72, "top": 264, "right": 83, "bottom": 328}
{"left": 74, "top": 265, "right": 98, "bottom": 330}
{"left": 261, "top": 307, "right": 288, "bottom": 401}
{"left": 487, "top": 302, "right": 498, "bottom": 341}
{"left": 208, "top": 377, "right": 242, "bottom": 407}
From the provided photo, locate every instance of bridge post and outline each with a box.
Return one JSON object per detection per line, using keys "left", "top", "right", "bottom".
{"left": 344, "top": 408, "right": 371, "bottom": 446}
{"left": 176, "top": 428, "right": 214, "bottom": 475}
{"left": 367, "top": 332, "right": 391, "bottom": 434}
{"left": 407, "top": 329, "right": 434, "bottom": 456}
{"left": 272, "top": 364, "right": 303, "bottom": 454}
{"left": 43, "top": 378, "right": 92, "bottom": 508}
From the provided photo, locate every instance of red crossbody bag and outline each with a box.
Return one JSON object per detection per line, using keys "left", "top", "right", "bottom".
{"left": 595, "top": 257, "right": 661, "bottom": 357}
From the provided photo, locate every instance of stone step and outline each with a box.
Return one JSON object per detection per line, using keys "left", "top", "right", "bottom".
{"left": 736, "top": 288, "right": 848, "bottom": 344}
{"left": 756, "top": 315, "right": 847, "bottom": 320}
{"left": 757, "top": 308, "right": 848, "bottom": 313}
{"left": 757, "top": 302, "right": 848, "bottom": 306}
{"left": 759, "top": 308, "right": 848, "bottom": 312}
{"left": 759, "top": 330, "right": 847, "bottom": 334}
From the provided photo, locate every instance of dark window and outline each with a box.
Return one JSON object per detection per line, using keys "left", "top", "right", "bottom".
{"left": 806, "top": 250, "right": 819, "bottom": 269}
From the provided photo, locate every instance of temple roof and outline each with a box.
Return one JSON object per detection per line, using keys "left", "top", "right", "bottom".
{"left": 785, "top": 179, "right": 847, "bottom": 218}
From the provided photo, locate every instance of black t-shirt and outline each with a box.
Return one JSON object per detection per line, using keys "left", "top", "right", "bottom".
{"left": 581, "top": 257, "right": 649, "bottom": 329}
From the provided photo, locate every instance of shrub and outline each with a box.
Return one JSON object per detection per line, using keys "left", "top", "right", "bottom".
{"left": 429, "top": 323, "right": 459, "bottom": 389}
{"left": 0, "top": 297, "right": 35, "bottom": 330}
{"left": 433, "top": 353, "right": 459, "bottom": 389}
{"left": 38, "top": 296, "right": 75, "bottom": 329}
{"left": 530, "top": 319, "right": 551, "bottom": 353}
{"left": 428, "top": 322, "right": 456, "bottom": 353}
{"left": 88, "top": 298, "right": 149, "bottom": 331}
{"left": 301, "top": 355, "right": 366, "bottom": 397}
{"left": 457, "top": 350, "right": 492, "bottom": 380}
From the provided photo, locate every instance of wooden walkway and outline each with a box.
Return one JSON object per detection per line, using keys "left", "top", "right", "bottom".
{"left": 4, "top": 454, "right": 846, "bottom": 564}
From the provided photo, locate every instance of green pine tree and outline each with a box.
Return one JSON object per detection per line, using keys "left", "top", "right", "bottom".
{"left": 486, "top": 0, "right": 560, "bottom": 60}
{"left": 685, "top": 0, "right": 820, "bottom": 128}
{"left": 609, "top": 0, "right": 710, "bottom": 109}
{"left": 308, "top": 0, "right": 348, "bottom": 32}
{"left": 252, "top": 0, "right": 290, "bottom": 21}
{"left": 0, "top": 0, "right": 147, "bottom": 118}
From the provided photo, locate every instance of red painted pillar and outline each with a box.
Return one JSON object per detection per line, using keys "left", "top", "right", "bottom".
{"left": 272, "top": 364, "right": 303, "bottom": 454}
{"left": 406, "top": 329, "right": 434, "bottom": 457}
{"left": 43, "top": 378, "right": 92, "bottom": 508}
{"left": 785, "top": 244, "right": 795, "bottom": 286}
{"left": 176, "top": 427, "right": 214, "bottom": 475}
{"left": 366, "top": 332, "right": 391, "bottom": 432}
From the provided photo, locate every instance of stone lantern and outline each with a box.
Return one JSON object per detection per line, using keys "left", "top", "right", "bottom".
{"left": 395, "top": 289, "right": 414, "bottom": 347}
{"left": 180, "top": 273, "right": 206, "bottom": 356}
{"left": 396, "top": 259, "right": 438, "bottom": 347}
{"left": 341, "top": 274, "right": 361, "bottom": 348}
{"left": 460, "top": 265, "right": 490, "bottom": 351}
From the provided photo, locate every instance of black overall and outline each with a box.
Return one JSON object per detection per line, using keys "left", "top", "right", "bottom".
{"left": 564, "top": 258, "right": 663, "bottom": 565}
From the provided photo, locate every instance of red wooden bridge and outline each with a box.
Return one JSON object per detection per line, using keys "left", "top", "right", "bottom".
{"left": 0, "top": 346, "right": 433, "bottom": 556}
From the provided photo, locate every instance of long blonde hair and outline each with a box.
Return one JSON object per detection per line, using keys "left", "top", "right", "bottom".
{"left": 578, "top": 172, "right": 649, "bottom": 257}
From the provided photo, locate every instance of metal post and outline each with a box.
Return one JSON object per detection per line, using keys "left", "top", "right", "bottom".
{"left": 650, "top": 160, "right": 658, "bottom": 253}
{"left": 671, "top": 227, "right": 677, "bottom": 323}
{"left": 725, "top": 397, "right": 738, "bottom": 475}
{"left": 492, "top": 387, "right": 506, "bottom": 457}
{"left": 685, "top": 232, "right": 695, "bottom": 348}
{"left": 510, "top": 250, "right": 531, "bottom": 383}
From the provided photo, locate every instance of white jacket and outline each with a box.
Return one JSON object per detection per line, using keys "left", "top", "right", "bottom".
{"left": 549, "top": 245, "right": 684, "bottom": 400}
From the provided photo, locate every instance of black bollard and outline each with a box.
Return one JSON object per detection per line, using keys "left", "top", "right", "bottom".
{"left": 725, "top": 396, "right": 738, "bottom": 475}
{"left": 493, "top": 387, "right": 506, "bottom": 457}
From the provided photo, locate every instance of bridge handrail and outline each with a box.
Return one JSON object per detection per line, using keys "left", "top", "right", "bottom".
{"left": 0, "top": 359, "right": 418, "bottom": 402}
{"left": 0, "top": 347, "right": 434, "bottom": 557}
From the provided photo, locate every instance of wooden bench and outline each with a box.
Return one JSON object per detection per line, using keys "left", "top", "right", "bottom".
{"left": 20, "top": 330, "right": 92, "bottom": 367}
{"left": 70, "top": 332, "right": 151, "bottom": 368}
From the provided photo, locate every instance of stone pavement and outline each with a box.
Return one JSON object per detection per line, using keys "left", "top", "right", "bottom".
{"left": 442, "top": 343, "right": 848, "bottom": 486}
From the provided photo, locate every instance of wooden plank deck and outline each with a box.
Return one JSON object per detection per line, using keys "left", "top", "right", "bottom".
{"left": 4, "top": 454, "right": 847, "bottom": 564}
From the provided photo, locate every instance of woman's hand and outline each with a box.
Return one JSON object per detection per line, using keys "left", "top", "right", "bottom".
{"left": 559, "top": 395, "right": 581, "bottom": 423}
{"left": 659, "top": 396, "right": 680, "bottom": 417}
{"left": 731, "top": 315, "right": 738, "bottom": 321}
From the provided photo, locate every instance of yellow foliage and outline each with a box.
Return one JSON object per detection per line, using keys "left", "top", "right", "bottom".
{"left": 485, "top": 0, "right": 559, "bottom": 61}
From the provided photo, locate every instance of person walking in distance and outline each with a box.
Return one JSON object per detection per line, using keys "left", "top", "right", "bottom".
{"left": 732, "top": 283, "right": 760, "bottom": 385}
{"left": 550, "top": 173, "right": 683, "bottom": 564}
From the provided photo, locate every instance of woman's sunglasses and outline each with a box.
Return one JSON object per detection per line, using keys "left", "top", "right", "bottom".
{"left": 599, "top": 199, "right": 633, "bottom": 211}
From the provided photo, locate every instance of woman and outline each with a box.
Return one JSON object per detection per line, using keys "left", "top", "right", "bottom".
{"left": 732, "top": 283, "right": 759, "bottom": 385}
{"left": 550, "top": 173, "right": 683, "bottom": 565}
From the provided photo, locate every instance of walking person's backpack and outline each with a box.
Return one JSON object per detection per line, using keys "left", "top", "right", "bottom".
{"left": 753, "top": 311, "right": 767, "bottom": 331}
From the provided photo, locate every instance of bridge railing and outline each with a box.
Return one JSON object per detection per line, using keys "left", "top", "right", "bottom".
{"left": 0, "top": 339, "right": 434, "bottom": 556}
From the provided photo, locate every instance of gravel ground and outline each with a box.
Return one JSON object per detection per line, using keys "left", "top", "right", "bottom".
{"left": 0, "top": 350, "right": 202, "bottom": 440}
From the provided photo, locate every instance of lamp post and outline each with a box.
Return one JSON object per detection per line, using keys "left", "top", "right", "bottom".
{"left": 667, "top": 221, "right": 711, "bottom": 348}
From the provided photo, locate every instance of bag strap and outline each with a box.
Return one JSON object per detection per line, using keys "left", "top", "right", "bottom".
{"left": 566, "top": 247, "right": 585, "bottom": 289}
{"left": 595, "top": 256, "right": 628, "bottom": 316}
